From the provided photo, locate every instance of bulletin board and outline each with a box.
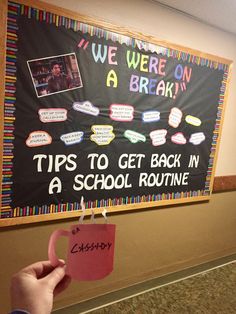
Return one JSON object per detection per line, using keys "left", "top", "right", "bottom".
{"left": 0, "top": 0, "right": 232, "bottom": 226}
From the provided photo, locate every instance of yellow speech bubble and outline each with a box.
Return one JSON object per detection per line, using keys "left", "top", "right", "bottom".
{"left": 185, "top": 115, "right": 201, "bottom": 127}
{"left": 90, "top": 125, "right": 115, "bottom": 146}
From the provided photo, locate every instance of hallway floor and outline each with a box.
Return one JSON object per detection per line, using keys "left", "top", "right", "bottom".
{"left": 88, "top": 261, "right": 236, "bottom": 314}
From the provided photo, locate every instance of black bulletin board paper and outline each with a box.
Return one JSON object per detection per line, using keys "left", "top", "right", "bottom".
{"left": 0, "top": 1, "right": 232, "bottom": 225}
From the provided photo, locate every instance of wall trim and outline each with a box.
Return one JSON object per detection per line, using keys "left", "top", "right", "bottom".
{"left": 213, "top": 175, "right": 236, "bottom": 192}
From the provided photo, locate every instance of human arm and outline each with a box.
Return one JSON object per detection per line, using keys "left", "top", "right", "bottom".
{"left": 10, "top": 260, "right": 71, "bottom": 314}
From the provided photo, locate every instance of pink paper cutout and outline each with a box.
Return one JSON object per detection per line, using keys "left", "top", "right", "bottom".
{"left": 48, "top": 224, "right": 116, "bottom": 281}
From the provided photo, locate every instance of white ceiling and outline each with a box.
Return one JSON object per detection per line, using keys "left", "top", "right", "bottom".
{"left": 152, "top": 0, "right": 236, "bottom": 35}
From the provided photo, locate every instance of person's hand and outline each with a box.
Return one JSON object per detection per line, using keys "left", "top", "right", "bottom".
{"left": 10, "top": 260, "right": 71, "bottom": 314}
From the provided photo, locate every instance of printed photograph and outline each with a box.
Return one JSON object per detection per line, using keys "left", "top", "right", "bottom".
{"left": 27, "top": 53, "right": 83, "bottom": 97}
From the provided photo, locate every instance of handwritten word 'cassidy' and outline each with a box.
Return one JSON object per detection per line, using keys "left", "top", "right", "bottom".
{"left": 71, "top": 242, "right": 112, "bottom": 254}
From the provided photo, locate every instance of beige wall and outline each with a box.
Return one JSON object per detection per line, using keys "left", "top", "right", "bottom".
{"left": 1, "top": 192, "right": 236, "bottom": 312}
{"left": 1, "top": 0, "right": 236, "bottom": 312}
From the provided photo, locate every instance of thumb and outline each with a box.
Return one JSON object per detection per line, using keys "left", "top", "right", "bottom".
{"left": 44, "top": 265, "right": 67, "bottom": 290}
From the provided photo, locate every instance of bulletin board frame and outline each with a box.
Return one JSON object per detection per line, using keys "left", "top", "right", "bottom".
{"left": 0, "top": 0, "right": 232, "bottom": 227}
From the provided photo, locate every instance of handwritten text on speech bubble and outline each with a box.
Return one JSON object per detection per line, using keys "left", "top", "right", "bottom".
{"left": 189, "top": 132, "right": 205, "bottom": 145}
{"left": 168, "top": 107, "right": 183, "bottom": 128}
{"left": 26, "top": 131, "right": 52, "bottom": 147}
{"left": 171, "top": 132, "right": 187, "bottom": 145}
{"left": 124, "top": 130, "right": 146, "bottom": 144}
{"left": 90, "top": 125, "right": 115, "bottom": 146}
{"left": 110, "top": 104, "right": 134, "bottom": 122}
{"left": 149, "top": 129, "right": 167, "bottom": 146}
{"left": 38, "top": 108, "right": 67, "bottom": 123}
{"left": 142, "top": 110, "right": 160, "bottom": 123}
{"left": 60, "top": 131, "right": 84, "bottom": 145}
{"left": 73, "top": 101, "right": 100, "bottom": 116}
{"left": 185, "top": 115, "right": 201, "bottom": 127}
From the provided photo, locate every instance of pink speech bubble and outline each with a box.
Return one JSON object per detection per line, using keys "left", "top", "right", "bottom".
{"left": 171, "top": 132, "right": 187, "bottom": 145}
{"left": 26, "top": 131, "right": 52, "bottom": 147}
{"left": 109, "top": 104, "right": 134, "bottom": 122}
{"left": 38, "top": 108, "right": 67, "bottom": 123}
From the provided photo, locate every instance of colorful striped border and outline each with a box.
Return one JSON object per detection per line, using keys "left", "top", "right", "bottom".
{"left": 204, "top": 70, "right": 228, "bottom": 192}
{"left": 0, "top": 1, "right": 229, "bottom": 219}
{"left": 1, "top": 2, "right": 18, "bottom": 218}
{"left": 11, "top": 190, "right": 208, "bottom": 217}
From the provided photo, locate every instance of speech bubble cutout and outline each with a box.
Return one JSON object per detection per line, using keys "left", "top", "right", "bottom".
{"left": 90, "top": 125, "right": 115, "bottom": 146}
{"left": 38, "top": 108, "right": 67, "bottom": 123}
{"left": 124, "top": 130, "right": 146, "bottom": 144}
{"left": 142, "top": 111, "right": 160, "bottom": 123}
{"left": 149, "top": 129, "right": 167, "bottom": 146}
{"left": 189, "top": 132, "right": 205, "bottom": 145}
{"left": 60, "top": 131, "right": 84, "bottom": 146}
{"left": 26, "top": 131, "right": 52, "bottom": 147}
{"left": 73, "top": 101, "right": 100, "bottom": 116}
{"left": 168, "top": 107, "right": 183, "bottom": 128}
{"left": 171, "top": 132, "right": 187, "bottom": 145}
{"left": 185, "top": 115, "right": 201, "bottom": 127}
{"left": 109, "top": 104, "right": 134, "bottom": 122}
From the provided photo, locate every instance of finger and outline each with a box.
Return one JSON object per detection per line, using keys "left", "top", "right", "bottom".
{"left": 38, "top": 260, "right": 65, "bottom": 278}
{"left": 21, "top": 260, "right": 65, "bottom": 279}
{"left": 21, "top": 261, "right": 54, "bottom": 278}
{"left": 54, "top": 275, "right": 72, "bottom": 296}
{"left": 43, "top": 265, "right": 67, "bottom": 289}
